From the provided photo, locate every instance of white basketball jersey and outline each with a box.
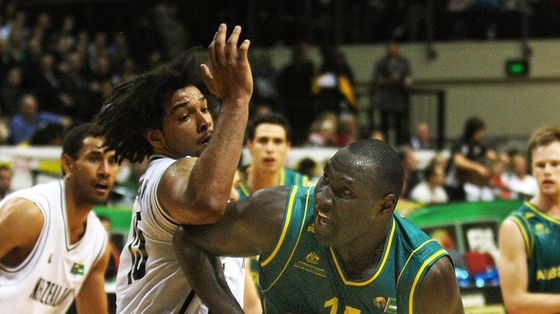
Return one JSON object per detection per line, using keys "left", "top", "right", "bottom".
{"left": 0, "top": 180, "right": 108, "bottom": 314}
{"left": 116, "top": 156, "right": 245, "bottom": 314}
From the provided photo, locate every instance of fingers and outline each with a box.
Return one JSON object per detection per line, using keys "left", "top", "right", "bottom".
{"left": 237, "top": 38, "right": 251, "bottom": 64}
{"left": 201, "top": 64, "right": 216, "bottom": 95}
{"left": 203, "top": 23, "right": 252, "bottom": 100}
{"left": 226, "top": 26, "right": 241, "bottom": 64}
{"left": 209, "top": 24, "right": 248, "bottom": 68}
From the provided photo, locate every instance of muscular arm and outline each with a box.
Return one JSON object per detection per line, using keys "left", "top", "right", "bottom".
{"left": 0, "top": 198, "right": 44, "bottom": 266}
{"left": 498, "top": 219, "right": 560, "bottom": 314}
{"left": 415, "top": 256, "right": 464, "bottom": 314}
{"left": 161, "top": 24, "right": 253, "bottom": 225}
{"left": 74, "top": 243, "right": 110, "bottom": 314}
{"left": 173, "top": 186, "right": 289, "bottom": 313}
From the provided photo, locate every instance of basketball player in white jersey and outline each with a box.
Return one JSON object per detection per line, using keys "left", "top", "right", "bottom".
{"left": 0, "top": 122, "right": 119, "bottom": 313}
{"left": 95, "top": 24, "right": 258, "bottom": 313}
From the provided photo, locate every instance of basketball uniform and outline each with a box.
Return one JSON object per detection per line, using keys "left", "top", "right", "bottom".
{"left": 0, "top": 180, "right": 107, "bottom": 313}
{"left": 507, "top": 201, "right": 560, "bottom": 292}
{"left": 238, "top": 167, "right": 309, "bottom": 286}
{"left": 259, "top": 185, "right": 449, "bottom": 314}
{"left": 116, "top": 156, "right": 245, "bottom": 314}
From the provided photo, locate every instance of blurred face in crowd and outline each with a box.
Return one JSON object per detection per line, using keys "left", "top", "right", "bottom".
{"left": 247, "top": 123, "right": 291, "bottom": 174}
{"left": 20, "top": 95, "right": 38, "bottom": 121}
{"left": 511, "top": 154, "right": 528, "bottom": 177}
{"left": 417, "top": 123, "right": 430, "bottom": 142}
{"left": 429, "top": 165, "right": 446, "bottom": 187}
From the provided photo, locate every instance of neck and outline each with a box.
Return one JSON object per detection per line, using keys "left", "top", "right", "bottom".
{"left": 531, "top": 194, "right": 560, "bottom": 219}
{"left": 335, "top": 238, "right": 386, "bottom": 280}
{"left": 65, "top": 187, "right": 94, "bottom": 244}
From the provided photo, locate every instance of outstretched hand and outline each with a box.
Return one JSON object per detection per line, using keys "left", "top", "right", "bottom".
{"left": 202, "top": 24, "right": 253, "bottom": 106}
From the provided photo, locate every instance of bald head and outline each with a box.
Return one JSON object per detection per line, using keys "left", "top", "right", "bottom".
{"left": 333, "top": 139, "right": 405, "bottom": 198}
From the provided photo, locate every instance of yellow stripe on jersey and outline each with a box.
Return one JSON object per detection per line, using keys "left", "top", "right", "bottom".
{"left": 397, "top": 239, "right": 439, "bottom": 287}
{"left": 331, "top": 217, "right": 397, "bottom": 286}
{"left": 408, "top": 249, "right": 448, "bottom": 314}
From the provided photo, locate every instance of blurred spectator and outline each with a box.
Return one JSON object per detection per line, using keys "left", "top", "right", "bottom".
{"left": 8, "top": 93, "right": 71, "bottom": 144}
{"left": 0, "top": 114, "right": 10, "bottom": 144}
{"left": 0, "top": 164, "right": 12, "bottom": 200}
{"left": 88, "top": 31, "right": 109, "bottom": 73}
{"left": 107, "top": 31, "right": 130, "bottom": 69}
{"left": 371, "top": 40, "right": 413, "bottom": 146}
{"left": 277, "top": 43, "right": 315, "bottom": 146}
{"left": 336, "top": 112, "right": 359, "bottom": 147}
{"left": 2, "top": 11, "right": 27, "bottom": 68}
{"left": 399, "top": 145, "right": 421, "bottom": 199}
{"left": 126, "top": 14, "right": 164, "bottom": 71}
{"left": 251, "top": 51, "right": 279, "bottom": 111}
{"left": 445, "top": 116, "right": 497, "bottom": 201}
{"left": 49, "top": 14, "right": 76, "bottom": 49}
{"left": 306, "top": 111, "right": 339, "bottom": 147}
{"left": 27, "top": 121, "right": 65, "bottom": 146}
{"left": 24, "top": 53, "right": 65, "bottom": 114}
{"left": 0, "top": 66, "right": 25, "bottom": 117}
{"left": 392, "top": 0, "right": 428, "bottom": 41}
{"left": 410, "top": 159, "right": 449, "bottom": 204}
{"left": 312, "top": 46, "right": 358, "bottom": 117}
{"left": 410, "top": 121, "right": 434, "bottom": 150}
{"left": 295, "top": 157, "right": 319, "bottom": 184}
{"left": 502, "top": 152, "right": 538, "bottom": 199}
{"left": 488, "top": 158, "right": 510, "bottom": 200}
{"left": 58, "top": 51, "right": 93, "bottom": 123}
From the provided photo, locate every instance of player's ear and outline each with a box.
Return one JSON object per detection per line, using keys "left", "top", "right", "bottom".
{"left": 145, "top": 129, "right": 164, "bottom": 149}
{"left": 380, "top": 193, "right": 397, "bottom": 214}
{"left": 61, "top": 154, "right": 74, "bottom": 177}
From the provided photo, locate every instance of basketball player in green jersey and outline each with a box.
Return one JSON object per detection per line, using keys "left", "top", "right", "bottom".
{"left": 238, "top": 111, "right": 309, "bottom": 313}
{"left": 174, "top": 139, "right": 464, "bottom": 314}
{"left": 499, "top": 125, "right": 560, "bottom": 313}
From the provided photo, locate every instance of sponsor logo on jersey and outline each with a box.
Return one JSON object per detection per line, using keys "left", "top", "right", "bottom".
{"left": 294, "top": 251, "right": 326, "bottom": 277}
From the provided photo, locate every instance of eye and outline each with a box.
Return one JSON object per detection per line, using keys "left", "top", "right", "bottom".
{"left": 201, "top": 106, "right": 209, "bottom": 113}
{"left": 320, "top": 172, "right": 329, "bottom": 184}
{"left": 88, "top": 155, "right": 102, "bottom": 163}
{"left": 179, "top": 113, "right": 191, "bottom": 122}
{"left": 335, "top": 187, "right": 352, "bottom": 199}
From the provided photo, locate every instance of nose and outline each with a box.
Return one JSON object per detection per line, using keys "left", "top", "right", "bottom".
{"left": 98, "top": 158, "right": 114, "bottom": 178}
{"left": 196, "top": 111, "right": 211, "bottom": 132}
{"left": 315, "top": 183, "right": 333, "bottom": 207}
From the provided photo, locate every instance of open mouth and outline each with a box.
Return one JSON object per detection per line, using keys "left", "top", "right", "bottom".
{"left": 315, "top": 211, "right": 331, "bottom": 228}
{"left": 199, "top": 135, "right": 211, "bottom": 145}
{"left": 95, "top": 182, "right": 110, "bottom": 193}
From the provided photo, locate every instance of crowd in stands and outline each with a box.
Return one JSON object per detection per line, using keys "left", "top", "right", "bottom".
{"left": 0, "top": 1, "right": 540, "bottom": 209}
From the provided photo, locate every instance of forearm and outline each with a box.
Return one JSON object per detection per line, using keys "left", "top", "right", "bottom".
{"left": 188, "top": 102, "right": 248, "bottom": 213}
{"left": 503, "top": 292, "right": 560, "bottom": 314}
{"left": 173, "top": 231, "right": 244, "bottom": 314}
{"left": 186, "top": 24, "right": 252, "bottom": 218}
